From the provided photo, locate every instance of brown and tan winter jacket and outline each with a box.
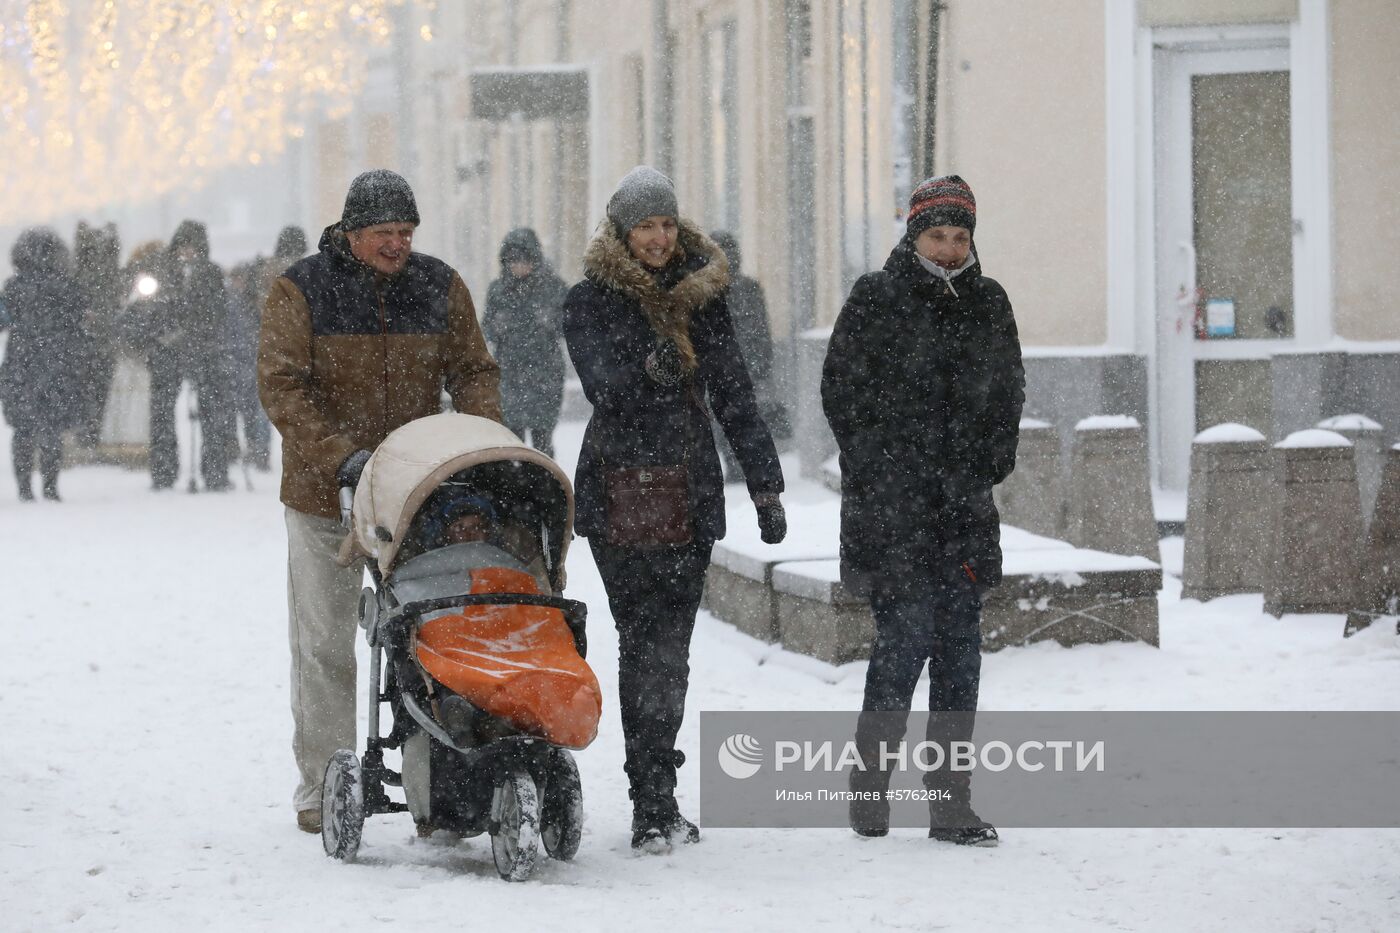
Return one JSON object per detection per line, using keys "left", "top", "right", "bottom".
{"left": 258, "top": 224, "right": 502, "bottom": 519}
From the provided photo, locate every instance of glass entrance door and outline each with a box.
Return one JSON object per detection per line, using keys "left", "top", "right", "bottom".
{"left": 1155, "top": 43, "right": 1294, "bottom": 489}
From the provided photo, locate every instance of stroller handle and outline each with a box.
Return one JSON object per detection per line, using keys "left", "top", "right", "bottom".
{"left": 395, "top": 593, "right": 589, "bottom": 659}
{"left": 339, "top": 485, "right": 355, "bottom": 529}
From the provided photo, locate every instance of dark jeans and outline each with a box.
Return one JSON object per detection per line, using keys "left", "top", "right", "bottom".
{"left": 590, "top": 537, "right": 713, "bottom": 812}
{"left": 856, "top": 572, "right": 983, "bottom": 795}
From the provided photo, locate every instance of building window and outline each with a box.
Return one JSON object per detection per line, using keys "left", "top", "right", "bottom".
{"left": 838, "top": 0, "right": 881, "bottom": 289}
{"left": 622, "top": 53, "right": 646, "bottom": 169}
{"left": 786, "top": 0, "right": 816, "bottom": 334}
{"left": 702, "top": 18, "right": 740, "bottom": 231}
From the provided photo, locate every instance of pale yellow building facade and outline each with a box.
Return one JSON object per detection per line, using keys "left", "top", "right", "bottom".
{"left": 302, "top": 0, "right": 1400, "bottom": 486}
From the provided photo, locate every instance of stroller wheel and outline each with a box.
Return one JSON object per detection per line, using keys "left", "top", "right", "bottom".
{"left": 321, "top": 749, "right": 365, "bottom": 861}
{"left": 540, "top": 750, "right": 583, "bottom": 861}
{"left": 489, "top": 770, "right": 540, "bottom": 882}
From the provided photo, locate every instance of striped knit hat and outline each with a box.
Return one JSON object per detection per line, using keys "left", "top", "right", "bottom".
{"left": 907, "top": 174, "right": 976, "bottom": 236}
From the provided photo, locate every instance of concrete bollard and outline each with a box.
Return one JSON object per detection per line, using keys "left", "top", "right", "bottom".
{"left": 1316, "top": 414, "right": 1384, "bottom": 528}
{"left": 1181, "top": 424, "right": 1271, "bottom": 601}
{"left": 993, "top": 419, "right": 1063, "bottom": 538}
{"left": 797, "top": 330, "right": 838, "bottom": 480}
{"left": 1065, "top": 416, "right": 1159, "bottom": 561}
{"left": 1263, "top": 430, "right": 1365, "bottom": 617}
{"left": 1345, "top": 444, "right": 1400, "bottom": 636}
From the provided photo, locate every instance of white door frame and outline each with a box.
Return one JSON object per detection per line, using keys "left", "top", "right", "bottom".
{"left": 1118, "top": 6, "right": 1334, "bottom": 490}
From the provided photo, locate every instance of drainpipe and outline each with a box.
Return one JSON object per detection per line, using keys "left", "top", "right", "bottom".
{"left": 651, "top": 0, "right": 672, "bottom": 173}
{"left": 923, "top": 0, "right": 945, "bottom": 176}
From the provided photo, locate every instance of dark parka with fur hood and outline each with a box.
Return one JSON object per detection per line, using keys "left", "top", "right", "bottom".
{"left": 0, "top": 228, "right": 85, "bottom": 431}
{"left": 483, "top": 228, "right": 568, "bottom": 427}
{"left": 821, "top": 233, "right": 1024, "bottom": 594}
{"left": 563, "top": 220, "right": 783, "bottom": 541}
{"left": 163, "top": 220, "right": 228, "bottom": 358}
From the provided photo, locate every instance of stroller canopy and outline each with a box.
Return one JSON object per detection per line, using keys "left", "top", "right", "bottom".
{"left": 340, "top": 413, "right": 575, "bottom": 586}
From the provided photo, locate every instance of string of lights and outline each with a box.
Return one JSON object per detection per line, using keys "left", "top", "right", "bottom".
{"left": 0, "top": 0, "right": 427, "bottom": 225}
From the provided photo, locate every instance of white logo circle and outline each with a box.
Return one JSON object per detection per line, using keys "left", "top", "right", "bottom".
{"left": 717, "top": 733, "right": 763, "bottom": 780}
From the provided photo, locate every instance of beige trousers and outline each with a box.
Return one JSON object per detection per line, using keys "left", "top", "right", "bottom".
{"left": 285, "top": 507, "right": 365, "bottom": 812}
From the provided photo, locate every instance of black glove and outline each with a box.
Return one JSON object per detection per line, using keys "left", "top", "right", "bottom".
{"left": 645, "top": 338, "right": 684, "bottom": 387}
{"left": 336, "top": 449, "right": 372, "bottom": 489}
{"left": 754, "top": 494, "right": 787, "bottom": 544}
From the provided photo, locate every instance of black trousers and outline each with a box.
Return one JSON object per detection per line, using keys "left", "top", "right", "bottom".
{"left": 231, "top": 376, "right": 271, "bottom": 467}
{"left": 854, "top": 571, "right": 983, "bottom": 797}
{"left": 11, "top": 423, "right": 62, "bottom": 494}
{"left": 147, "top": 348, "right": 182, "bottom": 488}
{"left": 148, "top": 348, "right": 233, "bottom": 489}
{"left": 193, "top": 353, "right": 233, "bottom": 487}
{"left": 73, "top": 347, "right": 115, "bottom": 449}
{"left": 589, "top": 537, "right": 713, "bottom": 811}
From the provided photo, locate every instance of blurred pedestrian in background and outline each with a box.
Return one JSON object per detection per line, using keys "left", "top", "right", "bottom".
{"left": 1, "top": 228, "right": 84, "bottom": 501}
{"left": 483, "top": 228, "right": 567, "bottom": 458}
{"left": 161, "top": 220, "right": 232, "bottom": 491}
{"left": 224, "top": 261, "right": 271, "bottom": 474}
{"left": 228, "top": 225, "right": 308, "bottom": 473}
{"left": 71, "top": 221, "right": 124, "bottom": 451}
{"left": 115, "top": 240, "right": 168, "bottom": 473}
{"left": 707, "top": 230, "right": 783, "bottom": 476}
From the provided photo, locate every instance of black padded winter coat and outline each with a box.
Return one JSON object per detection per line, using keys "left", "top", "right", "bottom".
{"left": 821, "top": 233, "right": 1024, "bottom": 593}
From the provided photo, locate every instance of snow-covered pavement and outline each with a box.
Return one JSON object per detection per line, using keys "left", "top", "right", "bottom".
{"left": 4, "top": 421, "right": 1398, "bottom": 932}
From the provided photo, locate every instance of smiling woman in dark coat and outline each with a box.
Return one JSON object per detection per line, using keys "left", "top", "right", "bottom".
{"left": 563, "top": 166, "right": 786, "bottom": 852}
{"left": 822, "top": 175, "right": 1024, "bottom": 846}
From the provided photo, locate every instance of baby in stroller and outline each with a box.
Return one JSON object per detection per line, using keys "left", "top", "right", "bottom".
{"left": 322, "top": 413, "right": 600, "bottom": 882}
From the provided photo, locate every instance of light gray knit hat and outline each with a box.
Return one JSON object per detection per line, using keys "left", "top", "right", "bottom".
{"left": 606, "top": 166, "right": 678, "bottom": 234}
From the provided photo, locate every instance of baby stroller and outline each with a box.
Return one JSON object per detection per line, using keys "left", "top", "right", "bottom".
{"left": 322, "top": 413, "right": 600, "bottom": 882}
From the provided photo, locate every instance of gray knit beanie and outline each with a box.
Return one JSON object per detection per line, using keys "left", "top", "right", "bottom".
{"left": 341, "top": 169, "right": 420, "bottom": 231}
{"left": 606, "top": 166, "right": 678, "bottom": 235}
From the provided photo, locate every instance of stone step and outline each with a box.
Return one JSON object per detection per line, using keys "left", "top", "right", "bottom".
{"left": 704, "top": 517, "right": 1162, "bottom": 665}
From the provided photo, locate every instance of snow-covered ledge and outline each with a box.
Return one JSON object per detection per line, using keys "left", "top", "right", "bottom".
{"left": 706, "top": 499, "right": 1162, "bottom": 663}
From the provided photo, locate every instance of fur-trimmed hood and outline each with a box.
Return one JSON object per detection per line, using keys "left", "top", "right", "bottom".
{"left": 581, "top": 218, "right": 729, "bottom": 370}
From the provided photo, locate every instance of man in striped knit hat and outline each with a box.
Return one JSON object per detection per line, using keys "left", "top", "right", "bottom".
{"left": 822, "top": 173, "right": 1025, "bottom": 847}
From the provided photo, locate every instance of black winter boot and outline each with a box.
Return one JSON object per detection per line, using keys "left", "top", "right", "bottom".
{"left": 630, "top": 797, "right": 700, "bottom": 852}
{"left": 628, "top": 750, "right": 699, "bottom": 852}
{"left": 928, "top": 811, "right": 999, "bottom": 847}
{"left": 849, "top": 716, "right": 898, "bottom": 837}
{"left": 17, "top": 478, "right": 34, "bottom": 502}
{"left": 928, "top": 776, "right": 998, "bottom": 847}
{"left": 848, "top": 763, "right": 892, "bottom": 837}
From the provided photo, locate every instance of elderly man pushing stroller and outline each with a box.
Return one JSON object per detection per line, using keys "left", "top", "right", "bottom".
{"left": 257, "top": 170, "right": 502, "bottom": 833}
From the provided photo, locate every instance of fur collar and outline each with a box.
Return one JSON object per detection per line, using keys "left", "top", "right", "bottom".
{"left": 583, "top": 218, "right": 730, "bottom": 308}
{"left": 581, "top": 219, "right": 729, "bottom": 371}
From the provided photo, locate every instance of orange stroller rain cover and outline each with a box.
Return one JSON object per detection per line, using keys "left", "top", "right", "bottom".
{"left": 340, "top": 413, "right": 600, "bottom": 749}
{"left": 415, "top": 566, "right": 602, "bottom": 749}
